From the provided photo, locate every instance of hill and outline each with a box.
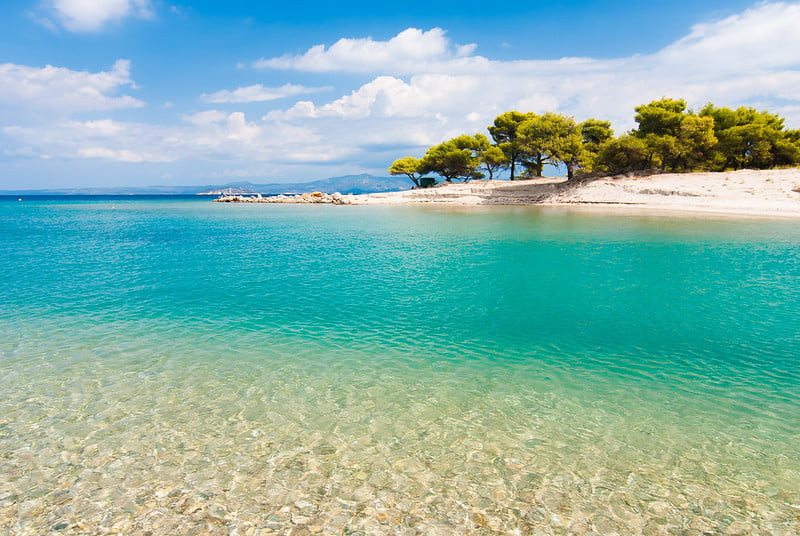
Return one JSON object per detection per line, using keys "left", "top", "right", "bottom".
{"left": 1, "top": 174, "right": 410, "bottom": 196}
{"left": 197, "top": 174, "right": 409, "bottom": 195}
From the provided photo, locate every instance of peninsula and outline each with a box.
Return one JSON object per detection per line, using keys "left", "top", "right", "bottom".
{"left": 218, "top": 96, "right": 800, "bottom": 217}
{"left": 214, "top": 168, "right": 800, "bottom": 218}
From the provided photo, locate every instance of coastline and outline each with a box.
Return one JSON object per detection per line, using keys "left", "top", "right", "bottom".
{"left": 357, "top": 168, "right": 800, "bottom": 218}
{"left": 219, "top": 168, "right": 800, "bottom": 219}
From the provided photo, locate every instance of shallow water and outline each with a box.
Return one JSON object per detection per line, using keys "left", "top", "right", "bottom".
{"left": 1, "top": 198, "right": 799, "bottom": 535}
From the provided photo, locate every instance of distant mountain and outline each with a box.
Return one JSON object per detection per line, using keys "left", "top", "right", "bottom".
{"left": 198, "top": 174, "right": 410, "bottom": 195}
{"left": 3, "top": 184, "right": 205, "bottom": 195}
{"left": 1, "top": 174, "right": 412, "bottom": 196}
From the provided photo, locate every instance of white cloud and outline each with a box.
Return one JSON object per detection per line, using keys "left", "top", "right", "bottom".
{"left": 4, "top": 2, "right": 800, "bottom": 185}
{"left": 0, "top": 60, "right": 143, "bottom": 117}
{"left": 76, "top": 119, "right": 124, "bottom": 135}
{"left": 658, "top": 2, "right": 800, "bottom": 72}
{"left": 183, "top": 110, "right": 228, "bottom": 125}
{"left": 259, "top": 2, "right": 800, "bottom": 136}
{"left": 77, "top": 147, "right": 169, "bottom": 163}
{"left": 4, "top": 110, "right": 339, "bottom": 167}
{"left": 254, "top": 28, "right": 487, "bottom": 74}
{"left": 224, "top": 112, "right": 260, "bottom": 142}
{"left": 268, "top": 75, "right": 482, "bottom": 120}
{"left": 200, "top": 83, "right": 330, "bottom": 103}
{"left": 44, "top": 0, "right": 155, "bottom": 32}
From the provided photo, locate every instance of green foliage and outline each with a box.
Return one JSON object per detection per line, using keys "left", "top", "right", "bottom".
{"left": 479, "top": 144, "right": 507, "bottom": 180}
{"left": 387, "top": 97, "right": 798, "bottom": 187}
{"left": 516, "top": 113, "right": 595, "bottom": 179}
{"left": 581, "top": 119, "right": 615, "bottom": 148}
{"left": 634, "top": 98, "right": 687, "bottom": 137}
{"left": 596, "top": 135, "right": 650, "bottom": 174}
{"left": 488, "top": 111, "right": 532, "bottom": 180}
{"left": 632, "top": 98, "right": 716, "bottom": 172}
{"left": 419, "top": 134, "right": 487, "bottom": 182}
{"left": 388, "top": 156, "right": 423, "bottom": 187}
{"left": 516, "top": 113, "right": 559, "bottom": 177}
{"left": 700, "top": 104, "right": 800, "bottom": 170}
{"left": 674, "top": 114, "right": 717, "bottom": 170}
{"left": 579, "top": 119, "right": 614, "bottom": 174}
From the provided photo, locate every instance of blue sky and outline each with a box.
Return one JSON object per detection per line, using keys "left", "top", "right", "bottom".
{"left": 1, "top": 0, "right": 798, "bottom": 188}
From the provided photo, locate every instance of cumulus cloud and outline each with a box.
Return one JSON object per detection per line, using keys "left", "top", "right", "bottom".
{"left": 0, "top": 61, "right": 356, "bottom": 175}
{"left": 258, "top": 2, "right": 800, "bottom": 141}
{"left": 77, "top": 147, "right": 169, "bottom": 163}
{"left": 4, "top": 112, "right": 344, "bottom": 166}
{"left": 183, "top": 110, "right": 229, "bottom": 125}
{"left": 4, "top": 2, "right": 800, "bottom": 183}
{"left": 200, "top": 83, "right": 331, "bottom": 104}
{"left": 43, "top": 0, "right": 155, "bottom": 32}
{"left": 657, "top": 2, "right": 800, "bottom": 72}
{"left": 0, "top": 59, "right": 143, "bottom": 117}
{"left": 254, "top": 28, "right": 486, "bottom": 74}
{"left": 266, "top": 75, "right": 483, "bottom": 121}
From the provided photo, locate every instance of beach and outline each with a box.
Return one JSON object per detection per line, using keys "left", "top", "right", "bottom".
{"left": 218, "top": 168, "right": 800, "bottom": 219}
{"left": 223, "top": 168, "right": 800, "bottom": 218}
{"left": 352, "top": 168, "right": 800, "bottom": 217}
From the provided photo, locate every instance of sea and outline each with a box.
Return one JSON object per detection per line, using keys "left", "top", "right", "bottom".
{"left": 1, "top": 195, "right": 798, "bottom": 535}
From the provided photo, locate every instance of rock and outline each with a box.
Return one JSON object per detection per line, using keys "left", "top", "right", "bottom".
{"left": 312, "top": 445, "right": 336, "bottom": 456}
{"left": 206, "top": 504, "right": 228, "bottom": 522}
{"left": 213, "top": 192, "right": 352, "bottom": 204}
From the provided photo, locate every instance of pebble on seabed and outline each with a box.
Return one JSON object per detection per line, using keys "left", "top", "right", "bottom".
{"left": 2, "top": 366, "right": 798, "bottom": 536}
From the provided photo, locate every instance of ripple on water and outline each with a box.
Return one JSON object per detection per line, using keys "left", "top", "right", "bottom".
{"left": 1, "top": 201, "right": 800, "bottom": 534}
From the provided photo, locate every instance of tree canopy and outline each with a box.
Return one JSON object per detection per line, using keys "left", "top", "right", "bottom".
{"left": 388, "top": 156, "right": 424, "bottom": 187}
{"left": 388, "top": 98, "right": 800, "bottom": 186}
{"left": 418, "top": 134, "right": 487, "bottom": 182}
{"left": 630, "top": 98, "right": 717, "bottom": 172}
{"left": 488, "top": 111, "right": 531, "bottom": 180}
{"left": 700, "top": 104, "right": 800, "bottom": 170}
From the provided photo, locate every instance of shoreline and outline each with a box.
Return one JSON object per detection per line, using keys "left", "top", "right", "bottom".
{"left": 358, "top": 168, "right": 800, "bottom": 218}
{"left": 218, "top": 168, "right": 800, "bottom": 219}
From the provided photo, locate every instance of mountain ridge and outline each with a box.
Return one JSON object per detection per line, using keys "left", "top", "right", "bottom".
{"left": 1, "top": 174, "right": 411, "bottom": 196}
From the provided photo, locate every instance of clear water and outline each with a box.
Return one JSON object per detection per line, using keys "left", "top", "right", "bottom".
{"left": 1, "top": 197, "right": 799, "bottom": 535}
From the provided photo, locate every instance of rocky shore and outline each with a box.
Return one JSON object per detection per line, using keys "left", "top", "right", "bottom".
{"left": 214, "top": 169, "right": 800, "bottom": 218}
{"left": 214, "top": 191, "right": 354, "bottom": 204}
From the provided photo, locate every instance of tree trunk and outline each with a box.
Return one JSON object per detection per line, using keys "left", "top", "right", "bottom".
{"left": 534, "top": 156, "right": 544, "bottom": 177}
{"left": 510, "top": 159, "right": 516, "bottom": 181}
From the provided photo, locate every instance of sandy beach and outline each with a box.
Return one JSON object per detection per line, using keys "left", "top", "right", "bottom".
{"left": 218, "top": 168, "right": 800, "bottom": 218}
{"left": 354, "top": 168, "right": 800, "bottom": 218}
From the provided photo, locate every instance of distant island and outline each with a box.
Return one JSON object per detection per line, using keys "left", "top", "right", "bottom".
{"left": 0, "top": 174, "right": 409, "bottom": 197}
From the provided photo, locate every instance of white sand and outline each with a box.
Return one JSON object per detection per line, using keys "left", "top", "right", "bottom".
{"left": 354, "top": 169, "right": 800, "bottom": 218}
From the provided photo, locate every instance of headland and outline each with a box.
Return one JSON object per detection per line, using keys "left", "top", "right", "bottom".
{"left": 215, "top": 168, "right": 800, "bottom": 218}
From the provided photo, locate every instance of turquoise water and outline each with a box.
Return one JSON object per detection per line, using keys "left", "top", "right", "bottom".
{"left": 1, "top": 197, "right": 799, "bottom": 535}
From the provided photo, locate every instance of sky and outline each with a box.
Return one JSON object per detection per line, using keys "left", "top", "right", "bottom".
{"left": 1, "top": 0, "right": 800, "bottom": 188}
